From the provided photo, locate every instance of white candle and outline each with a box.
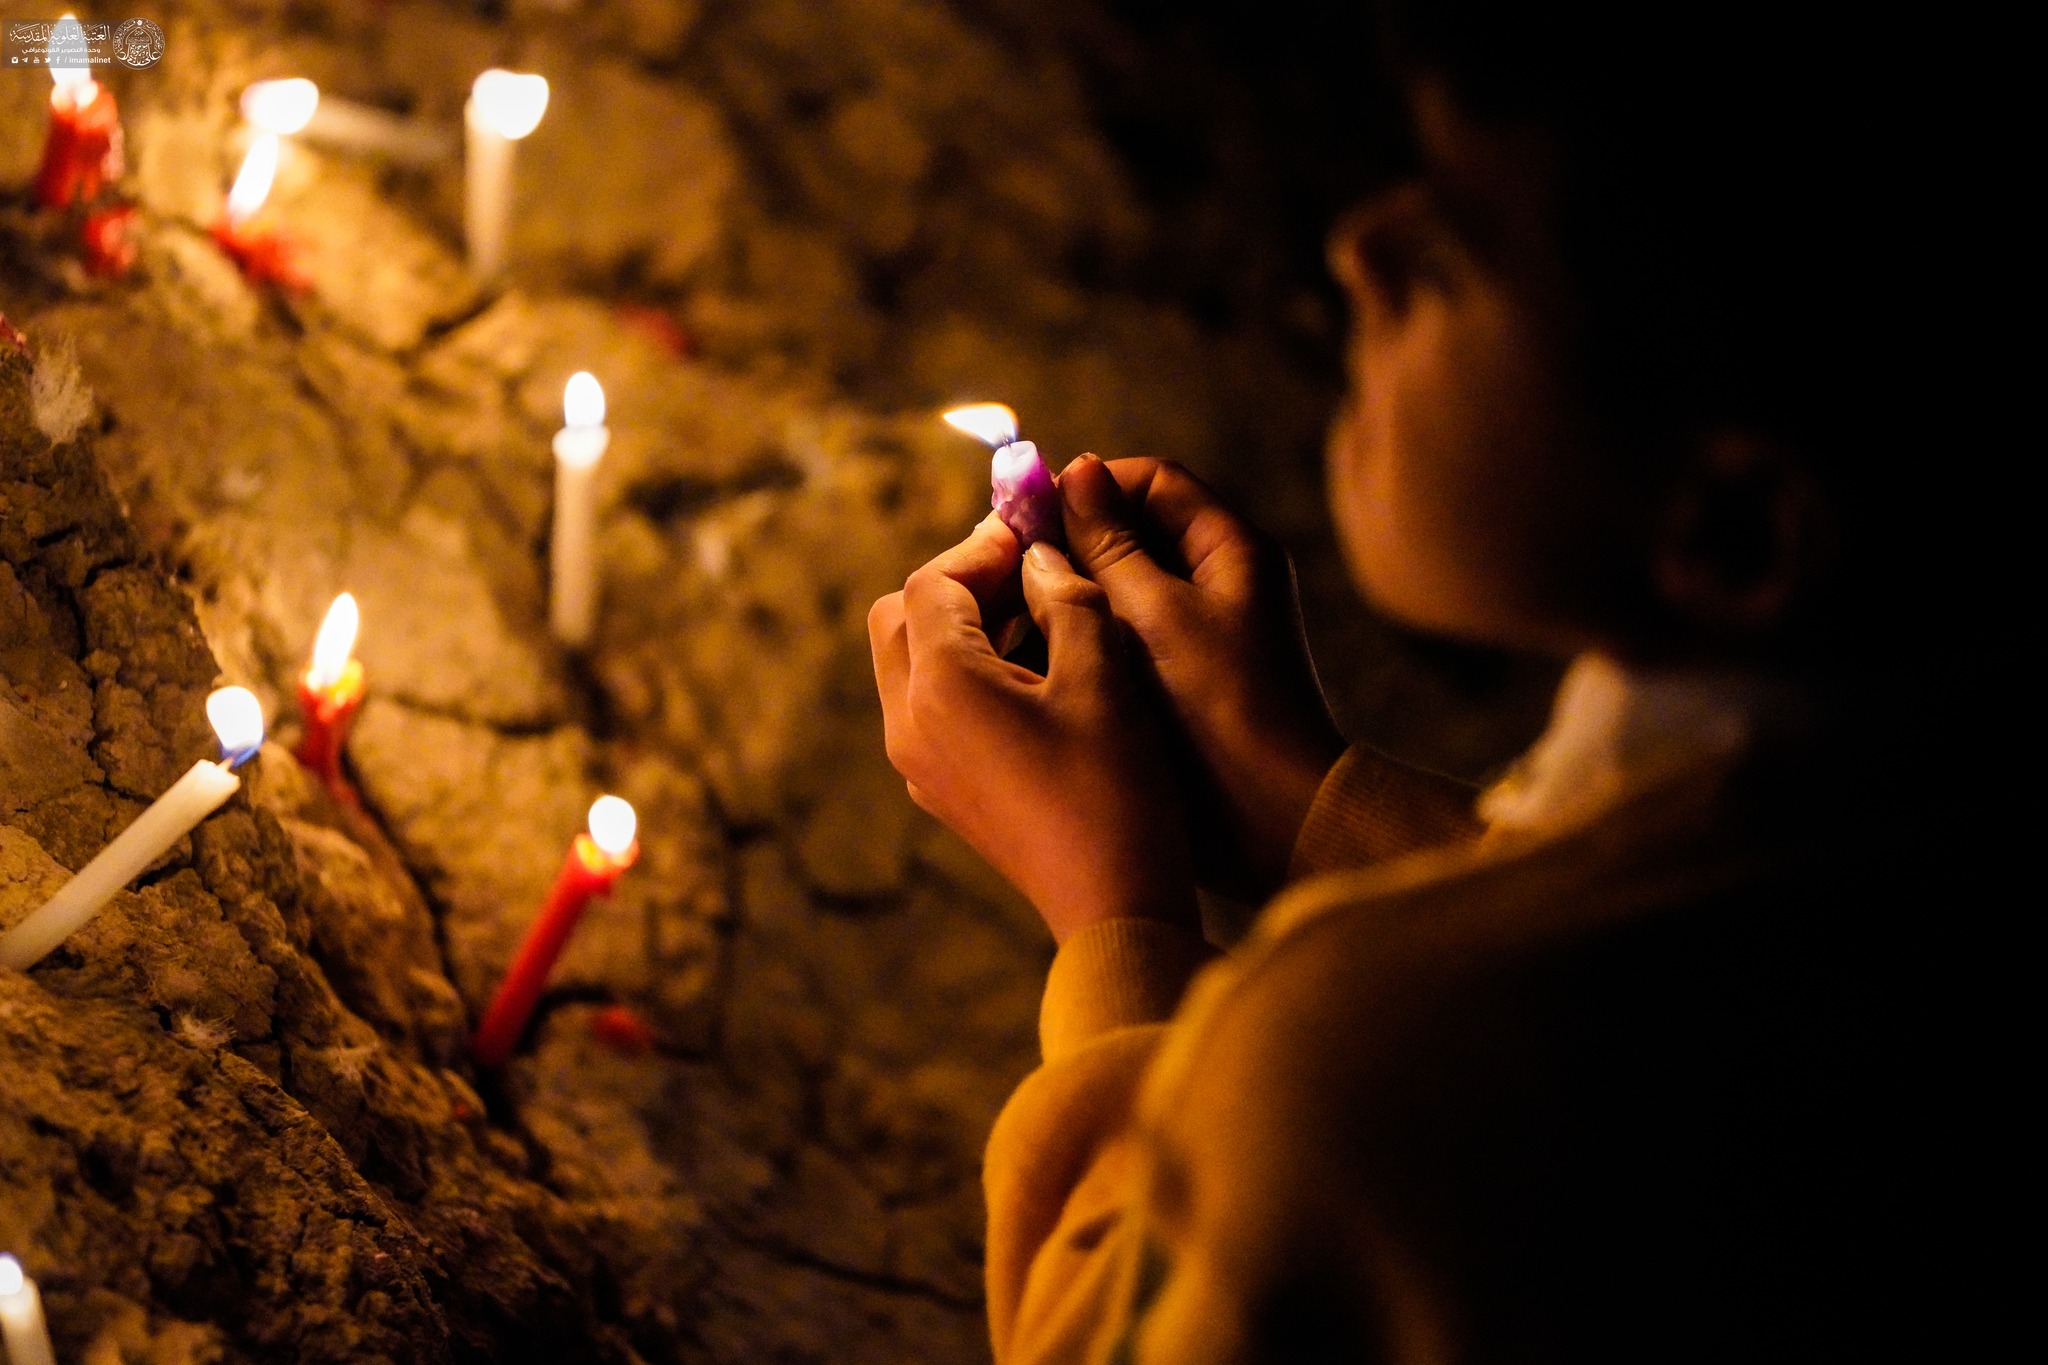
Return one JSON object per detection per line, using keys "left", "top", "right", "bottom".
{"left": 550, "top": 372, "right": 611, "bottom": 649}
{"left": 944, "top": 402, "right": 1065, "bottom": 549}
{"left": 241, "top": 79, "right": 456, "bottom": 166}
{"left": 0, "top": 687, "right": 264, "bottom": 973}
{"left": 0, "top": 1255, "right": 57, "bottom": 1365}
{"left": 240, "top": 78, "right": 319, "bottom": 136}
{"left": 225, "top": 131, "right": 280, "bottom": 228}
{"left": 464, "top": 69, "right": 549, "bottom": 279}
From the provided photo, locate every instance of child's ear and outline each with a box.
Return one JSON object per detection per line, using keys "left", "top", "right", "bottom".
{"left": 1650, "top": 432, "right": 1835, "bottom": 641}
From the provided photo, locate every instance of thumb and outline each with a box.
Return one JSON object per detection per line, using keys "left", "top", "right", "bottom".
{"left": 1022, "top": 541, "right": 1121, "bottom": 690}
{"left": 1061, "top": 455, "right": 1180, "bottom": 613}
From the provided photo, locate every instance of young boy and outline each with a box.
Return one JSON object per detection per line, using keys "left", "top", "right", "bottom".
{"left": 870, "top": 2, "right": 1997, "bottom": 1359}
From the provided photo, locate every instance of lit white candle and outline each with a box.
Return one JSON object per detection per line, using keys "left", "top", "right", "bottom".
{"left": 0, "top": 1256, "right": 58, "bottom": 1365}
{"left": 0, "top": 688, "right": 265, "bottom": 973}
{"left": 241, "top": 78, "right": 456, "bottom": 166}
{"left": 944, "top": 402, "right": 1064, "bottom": 549}
{"left": 550, "top": 372, "right": 611, "bottom": 648}
{"left": 240, "top": 78, "right": 319, "bottom": 136}
{"left": 464, "top": 69, "right": 549, "bottom": 280}
{"left": 224, "top": 131, "right": 280, "bottom": 229}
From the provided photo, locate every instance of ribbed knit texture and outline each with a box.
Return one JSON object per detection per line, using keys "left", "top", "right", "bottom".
{"left": 1288, "top": 745, "right": 1482, "bottom": 881}
{"left": 1038, "top": 916, "right": 1217, "bottom": 1064}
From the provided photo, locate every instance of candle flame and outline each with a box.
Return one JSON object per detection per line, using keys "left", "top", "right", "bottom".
{"left": 587, "top": 795, "right": 637, "bottom": 858}
{"left": 48, "top": 14, "right": 96, "bottom": 105}
{"left": 0, "top": 1253, "right": 22, "bottom": 1297}
{"left": 242, "top": 78, "right": 320, "bottom": 136}
{"left": 470, "top": 69, "right": 550, "bottom": 140}
{"left": 226, "top": 133, "right": 281, "bottom": 225}
{"left": 206, "top": 686, "right": 266, "bottom": 768}
{"left": 307, "top": 592, "right": 359, "bottom": 692}
{"left": 943, "top": 402, "right": 1019, "bottom": 448}
{"left": 563, "top": 371, "right": 606, "bottom": 427}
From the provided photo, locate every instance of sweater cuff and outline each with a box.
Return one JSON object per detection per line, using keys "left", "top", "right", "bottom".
{"left": 1038, "top": 917, "right": 1215, "bottom": 1063}
{"left": 1288, "top": 745, "right": 1482, "bottom": 881}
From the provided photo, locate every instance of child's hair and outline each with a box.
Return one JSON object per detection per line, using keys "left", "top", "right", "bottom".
{"left": 1380, "top": 0, "right": 2004, "bottom": 657}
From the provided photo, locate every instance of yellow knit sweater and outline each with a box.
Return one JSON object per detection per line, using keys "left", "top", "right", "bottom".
{"left": 984, "top": 745, "right": 1484, "bottom": 1362}
{"left": 977, "top": 708, "right": 1847, "bottom": 1364}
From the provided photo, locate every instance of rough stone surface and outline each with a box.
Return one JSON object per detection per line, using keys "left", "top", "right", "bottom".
{"left": 4, "top": 1, "right": 1554, "bottom": 1359}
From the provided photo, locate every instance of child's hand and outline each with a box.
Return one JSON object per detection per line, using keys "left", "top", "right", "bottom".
{"left": 869, "top": 514, "right": 1197, "bottom": 943}
{"left": 1059, "top": 456, "right": 1346, "bottom": 900}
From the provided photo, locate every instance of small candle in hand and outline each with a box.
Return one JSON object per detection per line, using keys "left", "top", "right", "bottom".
{"left": 465, "top": 69, "right": 549, "bottom": 280}
{"left": 550, "top": 371, "right": 611, "bottom": 649}
{"left": 0, "top": 687, "right": 263, "bottom": 972}
{"left": 34, "top": 16, "right": 124, "bottom": 210}
{"left": 0, "top": 1256, "right": 56, "bottom": 1365}
{"left": 944, "top": 402, "right": 1064, "bottom": 550}
{"left": 211, "top": 132, "right": 307, "bottom": 290}
{"left": 293, "top": 592, "right": 365, "bottom": 801}
{"left": 471, "top": 796, "right": 639, "bottom": 1067}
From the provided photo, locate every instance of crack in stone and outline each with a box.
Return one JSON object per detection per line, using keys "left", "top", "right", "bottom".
{"left": 726, "top": 1230, "right": 985, "bottom": 1313}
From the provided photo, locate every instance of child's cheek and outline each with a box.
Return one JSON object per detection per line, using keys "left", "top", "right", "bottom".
{"left": 1329, "top": 310, "right": 1480, "bottom": 634}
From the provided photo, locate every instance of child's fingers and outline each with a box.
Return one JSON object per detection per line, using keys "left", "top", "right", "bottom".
{"left": 1021, "top": 542, "right": 1120, "bottom": 693}
{"left": 1061, "top": 456, "right": 1182, "bottom": 619}
{"left": 1098, "top": 457, "right": 1262, "bottom": 592}
{"left": 868, "top": 592, "right": 915, "bottom": 768}
{"left": 904, "top": 514, "right": 1022, "bottom": 647}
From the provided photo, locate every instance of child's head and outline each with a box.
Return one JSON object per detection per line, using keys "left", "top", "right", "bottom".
{"left": 1324, "top": 0, "right": 1978, "bottom": 668}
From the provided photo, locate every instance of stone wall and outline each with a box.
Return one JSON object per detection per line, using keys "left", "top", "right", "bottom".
{"left": 3, "top": 2, "right": 1551, "bottom": 1359}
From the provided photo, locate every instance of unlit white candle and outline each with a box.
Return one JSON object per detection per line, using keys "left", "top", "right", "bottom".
{"left": 0, "top": 688, "right": 263, "bottom": 973}
{"left": 550, "top": 372, "right": 610, "bottom": 648}
{"left": 464, "top": 70, "right": 548, "bottom": 279}
{"left": 0, "top": 1255, "right": 57, "bottom": 1365}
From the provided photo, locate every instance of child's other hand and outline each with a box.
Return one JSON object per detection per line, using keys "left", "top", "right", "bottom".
{"left": 869, "top": 514, "right": 1196, "bottom": 943}
{"left": 1059, "top": 456, "right": 1345, "bottom": 900}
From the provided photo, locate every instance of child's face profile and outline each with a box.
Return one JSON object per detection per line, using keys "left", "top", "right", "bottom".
{"left": 1326, "top": 84, "right": 1636, "bottom": 657}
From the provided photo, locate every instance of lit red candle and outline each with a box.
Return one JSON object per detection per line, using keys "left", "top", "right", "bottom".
{"left": 944, "top": 402, "right": 1064, "bottom": 550}
{"left": 34, "top": 19, "right": 123, "bottom": 211}
{"left": 471, "top": 796, "right": 640, "bottom": 1067}
{"left": 210, "top": 132, "right": 308, "bottom": 291}
{"left": 293, "top": 593, "right": 364, "bottom": 801}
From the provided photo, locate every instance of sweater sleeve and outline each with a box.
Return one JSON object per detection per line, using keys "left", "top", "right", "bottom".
{"left": 1288, "top": 744, "right": 1482, "bottom": 881}
{"left": 984, "top": 917, "right": 1215, "bottom": 1362}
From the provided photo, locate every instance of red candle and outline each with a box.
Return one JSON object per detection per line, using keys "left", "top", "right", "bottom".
{"left": 590, "top": 1002, "right": 657, "bottom": 1054}
{"left": 36, "top": 69, "right": 124, "bottom": 210}
{"left": 472, "top": 797, "right": 640, "bottom": 1067}
{"left": 81, "top": 204, "right": 138, "bottom": 278}
{"left": 211, "top": 132, "right": 309, "bottom": 292}
{"left": 293, "top": 593, "right": 364, "bottom": 801}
